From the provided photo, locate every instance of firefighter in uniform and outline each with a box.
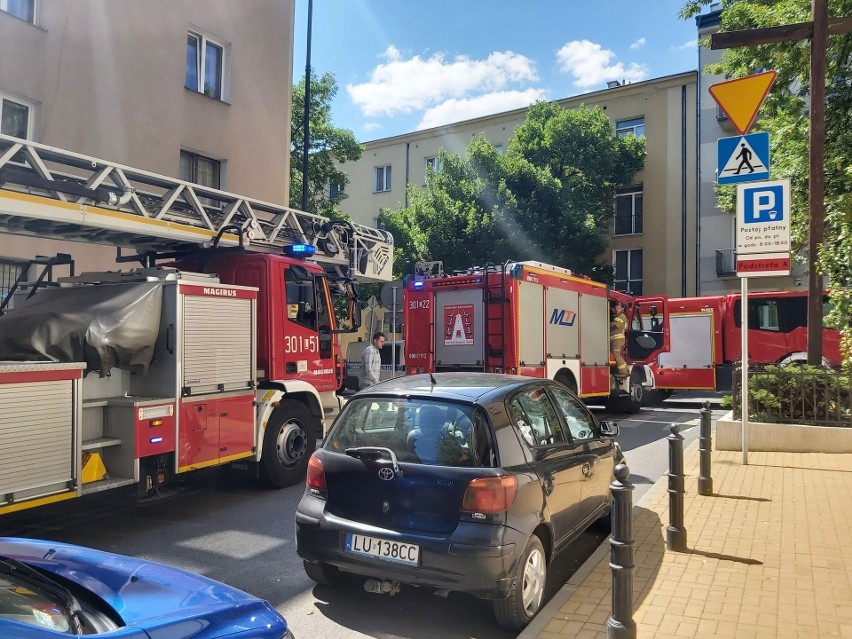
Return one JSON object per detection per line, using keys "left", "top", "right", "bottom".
{"left": 610, "top": 300, "right": 629, "bottom": 378}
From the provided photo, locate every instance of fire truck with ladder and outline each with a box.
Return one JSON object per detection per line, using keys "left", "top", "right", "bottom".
{"left": 0, "top": 133, "right": 393, "bottom": 516}
{"left": 648, "top": 290, "right": 844, "bottom": 395}
{"left": 402, "top": 260, "right": 671, "bottom": 412}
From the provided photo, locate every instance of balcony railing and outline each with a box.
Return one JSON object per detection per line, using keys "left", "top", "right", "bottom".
{"left": 715, "top": 249, "right": 737, "bottom": 278}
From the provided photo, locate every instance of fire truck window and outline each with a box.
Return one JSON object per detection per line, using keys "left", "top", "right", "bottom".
{"left": 285, "top": 267, "right": 317, "bottom": 330}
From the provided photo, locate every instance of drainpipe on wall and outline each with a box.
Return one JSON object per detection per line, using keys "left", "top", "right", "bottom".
{"left": 681, "top": 83, "right": 688, "bottom": 297}
{"left": 404, "top": 142, "right": 410, "bottom": 208}
{"left": 694, "top": 70, "right": 702, "bottom": 296}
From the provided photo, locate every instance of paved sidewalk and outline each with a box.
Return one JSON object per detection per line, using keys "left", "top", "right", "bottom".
{"left": 519, "top": 443, "right": 852, "bottom": 639}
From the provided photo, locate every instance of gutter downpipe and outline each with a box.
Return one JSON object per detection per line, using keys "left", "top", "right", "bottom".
{"left": 404, "top": 142, "right": 410, "bottom": 208}
{"left": 682, "top": 83, "right": 688, "bottom": 297}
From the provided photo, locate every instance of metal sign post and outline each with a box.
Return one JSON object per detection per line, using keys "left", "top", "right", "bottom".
{"left": 741, "top": 276, "right": 749, "bottom": 465}
{"left": 391, "top": 286, "right": 398, "bottom": 379}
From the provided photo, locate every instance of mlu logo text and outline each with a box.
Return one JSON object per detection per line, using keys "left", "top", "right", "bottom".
{"left": 549, "top": 309, "right": 576, "bottom": 326}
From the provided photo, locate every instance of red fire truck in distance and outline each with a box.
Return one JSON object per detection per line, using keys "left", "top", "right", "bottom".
{"left": 0, "top": 133, "right": 393, "bottom": 516}
{"left": 650, "top": 290, "right": 843, "bottom": 393}
{"left": 403, "top": 261, "right": 670, "bottom": 412}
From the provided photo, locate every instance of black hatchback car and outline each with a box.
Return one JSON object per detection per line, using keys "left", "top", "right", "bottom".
{"left": 295, "top": 373, "right": 620, "bottom": 630}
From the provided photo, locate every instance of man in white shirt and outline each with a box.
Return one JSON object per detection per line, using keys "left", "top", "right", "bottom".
{"left": 360, "top": 332, "right": 385, "bottom": 389}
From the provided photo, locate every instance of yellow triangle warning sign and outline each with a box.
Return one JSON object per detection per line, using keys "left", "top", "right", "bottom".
{"left": 708, "top": 71, "right": 777, "bottom": 135}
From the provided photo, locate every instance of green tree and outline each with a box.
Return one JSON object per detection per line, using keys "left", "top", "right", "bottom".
{"left": 680, "top": 0, "right": 852, "bottom": 363}
{"left": 380, "top": 102, "right": 645, "bottom": 281}
{"left": 291, "top": 71, "right": 363, "bottom": 218}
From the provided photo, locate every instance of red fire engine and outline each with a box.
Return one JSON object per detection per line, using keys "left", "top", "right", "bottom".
{"left": 0, "top": 133, "right": 393, "bottom": 515}
{"left": 403, "top": 261, "right": 670, "bottom": 412}
{"left": 649, "top": 290, "right": 843, "bottom": 393}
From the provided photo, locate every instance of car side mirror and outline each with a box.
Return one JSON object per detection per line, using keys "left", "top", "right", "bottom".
{"left": 600, "top": 421, "right": 619, "bottom": 437}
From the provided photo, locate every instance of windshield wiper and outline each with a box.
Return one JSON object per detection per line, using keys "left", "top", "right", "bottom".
{"left": 0, "top": 555, "right": 85, "bottom": 634}
{"left": 345, "top": 446, "right": 404, "bottom": 476}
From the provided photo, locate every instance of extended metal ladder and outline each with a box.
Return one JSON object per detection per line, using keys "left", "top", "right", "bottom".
{"left": 0, "top": 133, "right": 393, "bottom": 282}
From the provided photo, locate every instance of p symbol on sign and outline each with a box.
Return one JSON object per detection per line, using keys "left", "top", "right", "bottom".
{"left": 746, "top": 184, "right": 784, "bottom": 223}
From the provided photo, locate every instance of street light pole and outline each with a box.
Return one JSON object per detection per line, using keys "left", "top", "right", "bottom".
{"left": 300, "top": 0, "right": 313, "bottom": 212}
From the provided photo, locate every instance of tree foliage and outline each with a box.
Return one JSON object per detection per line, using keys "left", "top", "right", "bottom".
{"left": 290, "top": 71, "right": 363, "bottom": 218}
{"left": 680, "top": 0, "right": 852, "bottom": 363}
{"left": 379, "top": 102, "right": 645, "bottom": 282}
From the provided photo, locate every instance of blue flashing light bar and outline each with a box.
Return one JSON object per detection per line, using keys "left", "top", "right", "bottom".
{"left": 150, "top": 436, "right": 164, "bottom": 444}
{"left": 284, "top": 243, "right": 317, "bottom": 258}
{"left": 412, "top": 280, "right": 425, "bottom": 290}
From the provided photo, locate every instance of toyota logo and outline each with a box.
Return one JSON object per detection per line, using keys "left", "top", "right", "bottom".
{"left": 378, "top": 467, "right": 395, "bottom": 481}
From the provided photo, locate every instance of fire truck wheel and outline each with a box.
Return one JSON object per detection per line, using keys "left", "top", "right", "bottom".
{"left": 261, "top": 400, "right": 317, "bottom": 488}
{"left": 555, "top": 371, "right": 578, "bottom": 396}
{"left": 626, "top": 374, "right": 643, "bottom": 414}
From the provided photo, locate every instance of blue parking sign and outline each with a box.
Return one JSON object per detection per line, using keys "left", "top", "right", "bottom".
{"left": 736, "top": 180, "right": 790, "bottom": 256}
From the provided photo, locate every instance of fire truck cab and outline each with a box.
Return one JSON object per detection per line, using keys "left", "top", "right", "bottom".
{"left": 650, "top": 290, "right": 842, "bottom": 393}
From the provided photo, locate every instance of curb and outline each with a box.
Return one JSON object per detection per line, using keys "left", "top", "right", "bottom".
{"left": 517, "top": 438, "right": 701, "bottom": 639}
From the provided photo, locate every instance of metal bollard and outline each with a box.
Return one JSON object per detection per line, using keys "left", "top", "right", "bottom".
{"left": 666, "top": 423, "right": 687, "bottom": 552}
{"left": 698, "top": 401, "right": 713, "bottom": 496}
{"left": 607, "top": 463, "right": 636, "bottom": 639}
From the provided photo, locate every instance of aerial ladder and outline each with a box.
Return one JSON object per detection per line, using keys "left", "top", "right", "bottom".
{"left": 0, "top": 133, "right": 393, "bottom": 515}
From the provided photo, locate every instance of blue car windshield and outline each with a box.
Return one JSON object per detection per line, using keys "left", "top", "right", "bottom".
{"left": 0, "top": 570, "right": 74, "bottom": 633}
{"left": 326, "top": 398, "right": 494, "bottom": 467}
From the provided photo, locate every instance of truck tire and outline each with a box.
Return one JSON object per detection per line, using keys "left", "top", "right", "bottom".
{"left": 626, "top": 373, "right": 643, "bottom": 414}
{"left": 555, "top": 371, "right": 578, "bottom": 396}
{"left": 260, "top": 400, "right": 317, "bottom": 488}
{"left": 492, "top": 534, "right": 546, "bottom": 631}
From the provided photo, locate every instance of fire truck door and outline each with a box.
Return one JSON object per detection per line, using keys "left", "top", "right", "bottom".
{"left": 625, "top": 296, "right": 670, "bottom": 364}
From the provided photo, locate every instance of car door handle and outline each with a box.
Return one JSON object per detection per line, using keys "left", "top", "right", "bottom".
{"left": 581, "top": 463, "right": 593, "bottom": 479}
{"left": 543, "top": 476, "right": 554, "bottom": 496}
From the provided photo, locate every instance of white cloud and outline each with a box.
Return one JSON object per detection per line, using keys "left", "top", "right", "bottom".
{"left": 671, "top": 39, "right": 698, "bottom": 52}
{"left": 629, "top": 38, "right": 646, "bottom": 50}
{"left": 347, "top": 46, "right": 539, "bottom": 118}
{"left": 556, "top": 40, "right": 647, "bottom": 89}
{"left": 417, "top": 88, "right": 547, "bottom": 130}
{"left": 362, "top": 122, "right": 382, "bottom": 132}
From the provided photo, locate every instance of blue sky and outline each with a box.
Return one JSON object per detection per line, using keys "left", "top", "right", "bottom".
{"left": 293, "top": 1, "right": 703, "bottom": 142}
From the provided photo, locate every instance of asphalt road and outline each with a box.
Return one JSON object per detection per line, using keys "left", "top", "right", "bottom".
{"left": 0, "top": 398, "right": 724, "bottom": 639}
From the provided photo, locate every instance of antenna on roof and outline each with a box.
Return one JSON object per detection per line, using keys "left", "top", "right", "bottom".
{"left": 429, "top": 372, "right": 437, "bottom": 385}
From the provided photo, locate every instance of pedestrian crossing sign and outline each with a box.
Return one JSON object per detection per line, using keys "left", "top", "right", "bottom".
{"left": 717, "top": 132, "right": 770, "bottom": 185}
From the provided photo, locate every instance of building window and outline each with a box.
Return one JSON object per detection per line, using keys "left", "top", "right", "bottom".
{"left": 614, "top": 187, "right": 643, "bottom": 235}
{"left": 614, "top": 249, "right": 643, "bottom": 295}
{"left": 425, "top": 156, "right": 441, "bottom": 178}
{"left": 616, "top": 117, "right": 645, "bottom": 138}
{"left": 494, "top": 143, "right": 504, "bottom": 154}
{"left": 0, "top": 95, "right": 32, "bottom": 139}
{"left": 0, "top": 0, "right": 35, "bottom": 23}
{"left": 185, "top": 31, "right": 225, "bottom": 99}
{"left": 180, "top": 150, "right": 221, "bottom": 188}
{"left": 329, "top": 179, "right": 344, "bottom": 200}
{"left": 375, "top": 165, "right": 391, "bottom": 193}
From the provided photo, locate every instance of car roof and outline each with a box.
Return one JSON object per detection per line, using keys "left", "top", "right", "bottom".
{"left": 356, "top": 372, "right": 540, "bottom": 403}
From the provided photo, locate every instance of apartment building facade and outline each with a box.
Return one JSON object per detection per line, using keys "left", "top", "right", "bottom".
{"left": 696, "top": 6, "right": 797, "bottom": 293}
{"left": 339, "top": 72, "right": 699, "bottom": 298}
{"left": 0, "top": 0, "right": 294, "bottom": 295}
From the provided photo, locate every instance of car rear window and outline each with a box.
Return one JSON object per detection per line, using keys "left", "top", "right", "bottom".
{"left": 326, "top": 398, "right": 494, "bottom": 467}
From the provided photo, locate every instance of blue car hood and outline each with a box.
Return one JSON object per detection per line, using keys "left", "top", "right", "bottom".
{"left": 0, "top": 538, "right": 285, "bottom": 637}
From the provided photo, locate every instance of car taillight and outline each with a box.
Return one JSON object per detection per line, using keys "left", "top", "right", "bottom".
{"left": 306, "top": 454, "right": 326, "bottom": 496}
{"left": 461, "top": 475, "right": 518, "bottom": 514}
